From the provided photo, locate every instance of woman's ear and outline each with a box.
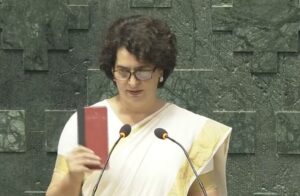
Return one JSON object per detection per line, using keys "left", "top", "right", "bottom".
{"left": 159, "top": 69, "right": 164, "bottom": 82}
{"left": 111, "top": 68, "right": 116, "bottom": 81}
{"left": 159, "top": 76, "right": 164, "bottom": 82}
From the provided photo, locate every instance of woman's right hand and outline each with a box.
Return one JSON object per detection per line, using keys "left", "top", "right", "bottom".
{"left": 66, "top": 146, "right": 102, "bottom": 182}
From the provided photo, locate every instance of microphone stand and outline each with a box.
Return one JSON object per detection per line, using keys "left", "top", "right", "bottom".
{"left": 167, "top": 136, "right": 208, "bottom": 196}
{"left": 91, "top": 136, "right": 122, "bottom": 196}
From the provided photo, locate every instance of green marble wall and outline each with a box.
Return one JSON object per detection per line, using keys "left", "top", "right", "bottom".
{"left": 0, "top": 0, "right": 299, "bottom": 195}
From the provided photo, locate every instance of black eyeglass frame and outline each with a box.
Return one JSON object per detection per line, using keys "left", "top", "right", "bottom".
{"left": 113, "top": 67, "right": 157, "bottom": 81}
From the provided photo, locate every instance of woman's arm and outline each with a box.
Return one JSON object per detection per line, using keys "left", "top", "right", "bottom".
{"left": 188, "top": 186, "right": 218, "bottom": 196}
{"left": 46, "top": 146, "right": 102, "bottom": 196}
{"left": 188, "top": 171, "right": 218, "bottom": 196}
{"left": 46, "top": 173, "right": 83, "bottom": 196}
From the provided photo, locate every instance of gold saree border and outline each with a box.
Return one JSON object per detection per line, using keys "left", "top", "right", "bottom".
{"left": 53, "top": 154, "right": 69, "bottom": 177}
{"left": 167, "top": 119, "right": 231, "bottom": 196}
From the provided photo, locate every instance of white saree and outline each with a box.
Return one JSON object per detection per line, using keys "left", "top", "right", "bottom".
{"left": 56, "top": 100, "right": 231, "bottom": 196}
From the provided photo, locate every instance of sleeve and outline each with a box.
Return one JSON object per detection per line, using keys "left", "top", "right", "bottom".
{"left": 57, "top": 112, "right": 79, "bottom": 156}
{"left": 187, "top": 133, "right": 231, "bottom": 195}
{"left": 166, "top": 118, "right": 232, "bottom": 196}
{"left": 212, "top": 130, "right": 231, "bottom": 194}
{"left": 190, "top": 118, "right": 231, "bottom": 195}
{"left": 52, "top": 112, "right": 79, "bottom": 176}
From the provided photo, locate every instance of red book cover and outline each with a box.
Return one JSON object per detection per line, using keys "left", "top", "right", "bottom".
{"left": 84, "top": 106, "right": 108, "bottom": 169}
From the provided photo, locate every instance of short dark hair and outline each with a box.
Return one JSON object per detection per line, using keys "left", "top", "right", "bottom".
{"left": 99, "top": 15, "right": 177, "bottom": 88}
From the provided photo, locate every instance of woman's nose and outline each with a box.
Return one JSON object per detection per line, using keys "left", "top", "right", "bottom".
{"left": 128, "top": 72, "right": 140, "bottom": 86}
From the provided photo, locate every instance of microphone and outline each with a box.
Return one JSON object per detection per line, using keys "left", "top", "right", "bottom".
{"left": 154, "top": 128, "right": 208, "bottom": 196}
{"left": 91, "top": 124, "right": 131, "bottom": 196}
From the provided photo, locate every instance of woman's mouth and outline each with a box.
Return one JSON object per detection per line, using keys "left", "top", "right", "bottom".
{"left": 127, "top": 90, "right": 143, "bottom": 96}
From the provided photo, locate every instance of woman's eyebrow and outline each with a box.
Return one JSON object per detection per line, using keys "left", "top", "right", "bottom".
{"left": 114, "top": 65, "right": 127, "bottom": 69}
{"left": 115, "top": 65, "right": 153, "bottom": 69}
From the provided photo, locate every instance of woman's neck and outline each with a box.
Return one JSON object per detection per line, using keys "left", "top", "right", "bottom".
{"left": 117, "top": 95, "right": 164, "bottom": 114}
{"left": 109, "top": 96, "right": 165, "bottom": 124}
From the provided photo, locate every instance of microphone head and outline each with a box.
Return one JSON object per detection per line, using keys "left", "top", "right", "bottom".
{"left": 154, "top": 128, "right": 168, "bottom": 140}
{"left": 119, "top": 124, "right": 131, "bottom": 138}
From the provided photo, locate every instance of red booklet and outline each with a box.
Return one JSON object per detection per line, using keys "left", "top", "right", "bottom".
{"left": 82, "top": 106, "right": 108, "bottom": 169}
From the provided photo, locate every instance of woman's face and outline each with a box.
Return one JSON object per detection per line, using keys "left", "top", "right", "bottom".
{"left": 113, "top": 47, "right": 163, "bottom": 105}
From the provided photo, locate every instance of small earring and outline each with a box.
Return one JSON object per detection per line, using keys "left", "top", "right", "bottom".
{"left": 159, "top": 76, "right": 164, "bottom": 82}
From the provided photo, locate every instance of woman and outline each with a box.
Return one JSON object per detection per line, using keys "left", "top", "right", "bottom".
{"left": 46, "top": 15, "right": 231, "bottom": 196}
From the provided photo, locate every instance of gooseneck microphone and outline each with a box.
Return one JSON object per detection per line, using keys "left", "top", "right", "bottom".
{"left": 154, "top": 128, "right": 208, "bottom": 196}
{"left": 91, "top": 124, "right": 131, "bottom": 196}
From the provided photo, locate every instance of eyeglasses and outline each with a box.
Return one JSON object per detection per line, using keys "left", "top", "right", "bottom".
{"left": 113, "top": 67, "right": 157, "bottom": 81}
